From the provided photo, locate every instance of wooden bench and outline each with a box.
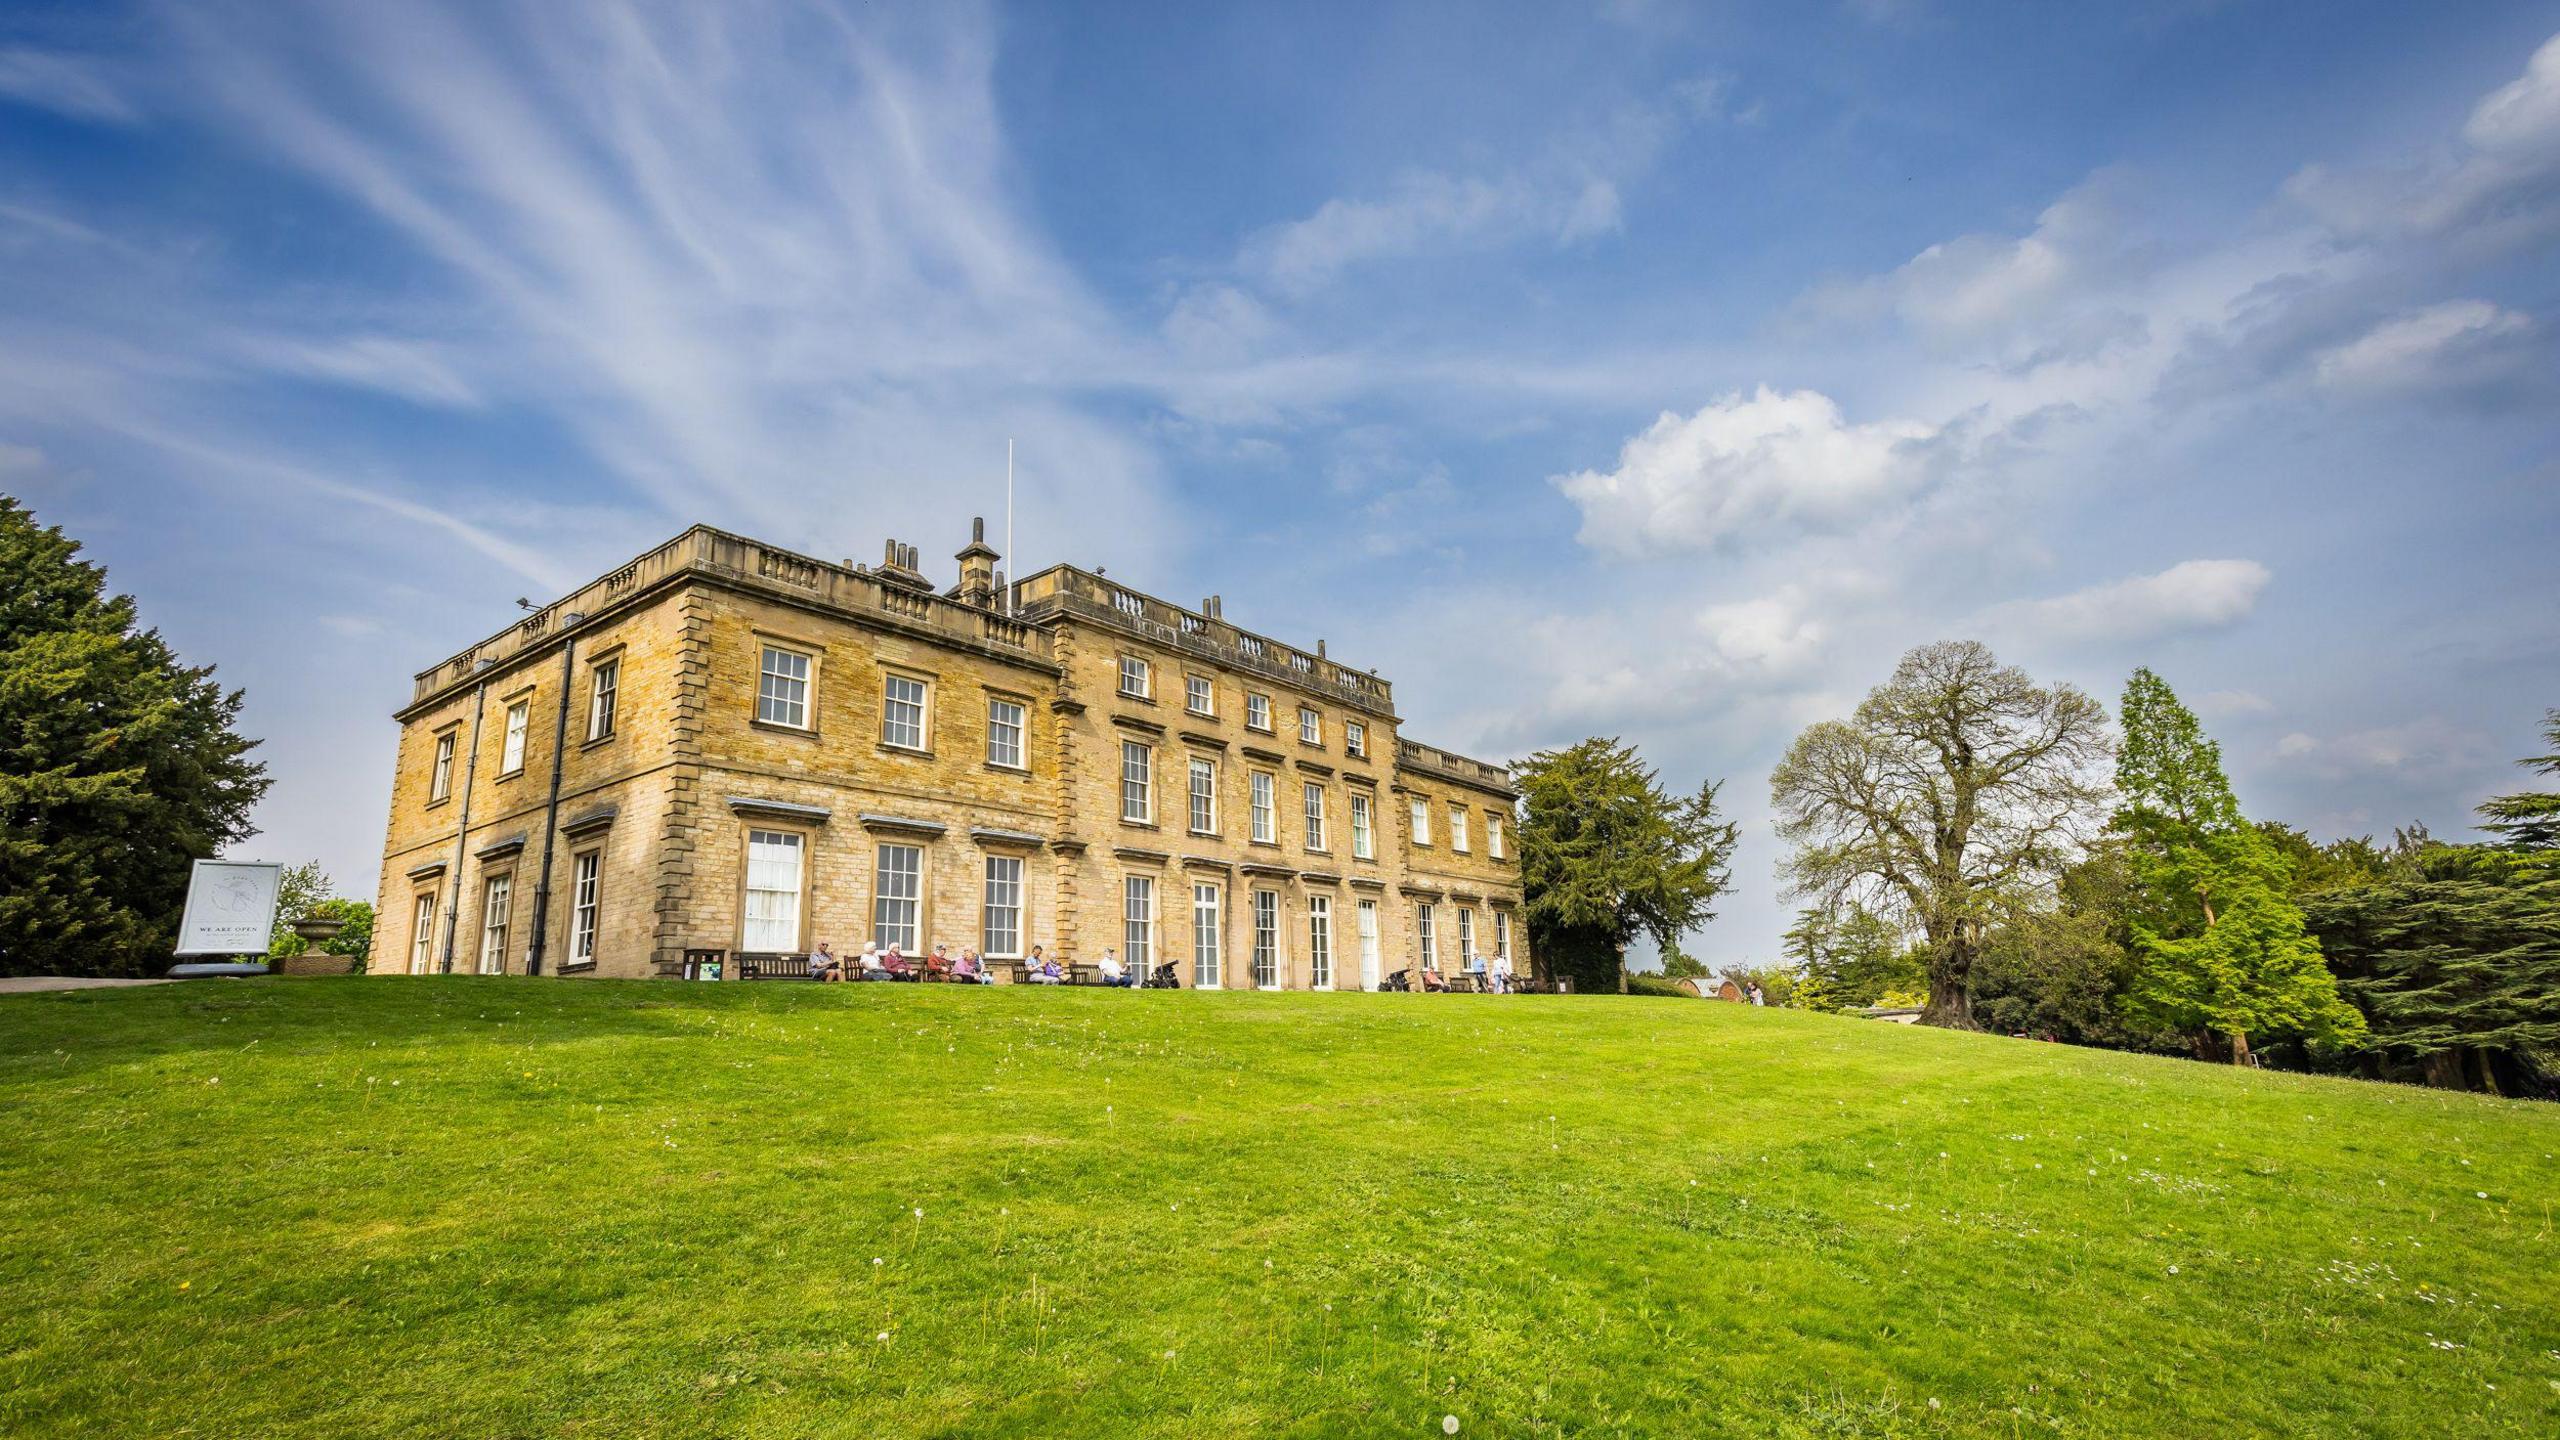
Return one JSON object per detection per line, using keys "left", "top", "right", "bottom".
{"left": 737, "top": 954, "right": 818, "bottom": 980}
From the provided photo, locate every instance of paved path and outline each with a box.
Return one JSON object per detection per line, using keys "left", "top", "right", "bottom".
{"left": 0, "top": 976, "right": 173, "bottom": 995}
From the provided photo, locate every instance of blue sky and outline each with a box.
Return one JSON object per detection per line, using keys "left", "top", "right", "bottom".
{"left": 4, "top": 1, "right": 2556, "bottom": 966}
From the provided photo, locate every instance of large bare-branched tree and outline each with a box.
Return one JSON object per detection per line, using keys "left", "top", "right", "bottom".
{"left": 1771, "top": 640, "right": 2113, "bottom": 1028}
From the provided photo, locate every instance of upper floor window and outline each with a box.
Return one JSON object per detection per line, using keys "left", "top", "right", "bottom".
{"left": 1488, "top": 813, "right": 1506, "bottom": 860}
{"left": 1303, "top": 782, "right": 1327, "bottom": 850}
{"left": 1250, "top": 771, "right": 1276, "bottom": 843}
{"left": 1188, "top": 757, "right": 1217, "bottom": 834}
{"left": 758, "top": 645, "right": 812, "bottom": 729}
{"left": 1186, "top": 674, "right": 1214, "bottom": 716}
{"left": 1350, "top": 792, "right": 1373, "bottom": 860}
{"left": 1246, "top": 693, "right": 1272, "bottom": 732}
{"left": 428, "top": 731, "right": 456, "bottom": 804}
{"left": 986, "top": 696, "right": 1025, "bottom": 769}
{"left": 586, "top": 659, "right": 619, "bottom": 741}
{"left": 1345, "top": 721, "right": 1366, "bottom": 758}
{"left": 1119, "top": 655, "right": 1152, "bottom": 699}
{"left": 500, "top": 701, "right": 529, "bottom": 775}
{"left": 1121, "top": 741, "right": 1153, "bottom": 823}
{"left": 1298, "top": 706, "right": 1321, "bottom": 745}
{"left": 1451, "top": 807, "right": 1471, "bottom": 854}
{"left": 1410, "top": 796, "right": 1431, "bottom": 846}
{"left": 881, "top": 673, "right": 928, "bottom": 750}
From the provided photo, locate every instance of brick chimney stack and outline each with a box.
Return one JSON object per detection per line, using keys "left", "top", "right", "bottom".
{"left": 955, "top": 515, "right": 1000, "bottom": 609}
{"left": 877, "top": 537, "right": 931, "bottom": 593}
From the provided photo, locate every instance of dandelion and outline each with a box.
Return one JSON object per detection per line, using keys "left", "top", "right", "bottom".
{"left": 877, "top": 1332, "right": 891, "bottom": 1343}
{"left": 1443, "top": 1416, "right": 1461, "bottom": 1435}
{"left": 914, "top": 1207, "right": 924, "bottom": 1219}
{"left": 872, "top": 1258, "right": 883, "bottom": 1266}
{"left": 178, "top": 1281, "right": 190, "bottom": 1291}
{"left": 2168, "top": 1265, "right": 2180, "bottom": 1275}
{"left": 1927, "top": 1398, "right": 1942, "bottom": 1411}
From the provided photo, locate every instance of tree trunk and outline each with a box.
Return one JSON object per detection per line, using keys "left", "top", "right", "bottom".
{"left": 2420, "top": 1050, "right": 2467, "bottom": 1091}
{"left": 1918, "top": 928, "right": 1977, "bottom": 1029}
{"left": 2229, "top": 1031, "right": 2251, "bottom": 1067}
{"left": 2470, "top": 1048, "right": 2503, "bottom": 1097}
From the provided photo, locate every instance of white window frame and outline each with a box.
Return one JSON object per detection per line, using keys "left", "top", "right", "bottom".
{"left": 478, "top": 872, "right": 512, "bottom": 975}
{"left": 757, "top": 645, "right": 811, "bottom": 729}
{"left": 1303, "top": 781, "right": 1327, "bottom": 851}
{"left": 1246, "top": 693, "right": 1271, "bottom": 732}
{"left": 1350, "top": 792, "right": 1373, "bottom": 860}
{"left": 881, "top": 673, "right": 928, "bottom": 751}
{"left": 1308, "top": 894, "right": 1333, "bottom": 991}
{"left": 1451, "top": 807, "right": 1470, "bottom": 854}
{"left": 500, "top": 701, "right": 529, "bottom": 775}
{"left": 1188, "top": 757, "right": 1217, "bottom": 835}
{"left": 1121, "top": 741, "right": 1153, "bottom": 823}
{"left": 1418, "top": 902, "right": 1437, "bottom": 972}
{"left": 1489, "top": 813, "right": 1506, "bottom": 860}
{"left": 1119, "top": 654, "right": 1152, "bottom": 699}
{"left": 429, "top": 732, "right": 456, "bottom": 804}
{"left": 1252, "top": 889, "right": 1281, "bottom": 990}
{"left": 872, "top": 843, "right": 923, "bottom": 951}
{"left": 1186, "top": 674, "right": 1214, "bottom": 716}
{"left": 983, "top": 854, "right": 1023, "bottom": 958}
{"left": 410, "top": 892, "right": 437, "bottom": 974}
{"left": 1496, "top": 911, "right": 1513, "bottom": 965}
{"left": 743, "top": 828, "right": 805, "bottom": 953}
{"left": 1459, "top": 908, "right": 1476, "bottom": 971}
{"left": 1346, "top": 721, "right": 1366, "bottom": 758}
{"left": 1250, "top": 771, "right": 1275, "bottom": 844}
{"left": 570, "top": 852, "right": 600, "bottom": 964}
{"left": 1411, "top": 797, "right": 1432, "bottom": 847}
{"left": 1358, "top": 898, "right": 1381, "bottom": 990}
{"left": 1192, "top": 883, "right": 1223, "bottom": 989}
{"left": 1298, "top": 706, "right": 1321, "bottom": 745}
{"left": 986, "top": 695, "right": 1026, "bottom": 769}
{"left": 586, "top": 659, "right": 618, "bottom": 742}
{"left": 1123, "top": 874, "right": 1156, "bottom": 969}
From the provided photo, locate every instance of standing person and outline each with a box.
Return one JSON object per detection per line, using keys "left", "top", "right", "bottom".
{"left": 1747, "top": 981, "right": 1765, "bottom": 1007}
{"left": 808, "top": 941, "right": 842, "bottom": 982}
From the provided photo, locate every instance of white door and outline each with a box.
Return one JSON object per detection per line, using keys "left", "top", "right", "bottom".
{"left": 1358, "top": 899, "right": 1381, "bottom": 991}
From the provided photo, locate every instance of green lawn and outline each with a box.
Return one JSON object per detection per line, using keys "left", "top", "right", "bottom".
{"left": 3, "top": 981, "right": 2555, "bottom": 1438}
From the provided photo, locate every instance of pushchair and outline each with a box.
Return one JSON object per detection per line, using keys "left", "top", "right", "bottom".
{"left": 1144, "top": 961, "right": 1183, "bottom": 989}
{"left": 1382, "top": 968, "right": 1413, "bottom": 992}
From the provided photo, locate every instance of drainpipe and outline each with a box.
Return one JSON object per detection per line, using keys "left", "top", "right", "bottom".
{"left": 438, "top": 673, "right": 492, "bottom": 972}
{"left": 523, "top": 619, "right": 583, "bottom": 976}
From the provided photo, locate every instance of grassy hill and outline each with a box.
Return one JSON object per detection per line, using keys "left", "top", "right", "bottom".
{"left": 3, "top": 981, "right": 2555, "bottom": 1438}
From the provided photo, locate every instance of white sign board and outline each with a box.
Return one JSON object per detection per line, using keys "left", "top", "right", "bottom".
{"left": 176, "top": 860, "right": 285, "bottom": 956}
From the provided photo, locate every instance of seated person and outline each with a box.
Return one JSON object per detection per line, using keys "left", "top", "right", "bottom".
{"left": 853, "top": 941, "right": 886, "bottom": 980}
{"left": 1097, "top": 948, "right": 1130, "bottom": 988}
{"left": 952, "top": 949, "right": 989, "bottom": 984}
{"left": 1420, "top": 964, "right": 1448, "bottom": 992}
{"left": 879, "top": 946, "right": 917, "bottom": 981}
{"left": 924, "top": 944, "right": 954, "bottom": 982}
{"left": 808, "top": 941, "right": 843, "bottom": 982}
{"left": 1025, "top": 945, "right": 1063, "bottom": 984}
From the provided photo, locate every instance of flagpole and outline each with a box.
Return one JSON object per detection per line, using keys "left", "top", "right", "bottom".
{"left": 1005, "top": 438, "right": 1015, "bottom": 615}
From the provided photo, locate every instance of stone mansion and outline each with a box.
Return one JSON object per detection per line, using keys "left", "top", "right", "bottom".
{"left": 374, "top": 523, "right": 1527, "bottom": 987}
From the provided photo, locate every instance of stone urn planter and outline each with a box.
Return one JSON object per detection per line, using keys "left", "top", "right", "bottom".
{"left": 274, "top": 916, "right": 356, "bottom": 976}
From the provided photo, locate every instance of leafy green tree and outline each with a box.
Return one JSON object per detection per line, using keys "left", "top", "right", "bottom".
{"left": 1973, "top": 843, "right": 2180, "bottom": 1049}
{"left": 1784, "top": 905, "right": 1921, "bottom": 1012}
{"left": 264, "top": 861, "right": 376, "bottom": 962}
{"left": 2113, "top": 669, "right": 2363, "bottom": 1063}
{"left": 0, "top": 497, "right": 268, "bottom": 977}
{"left": 2304, "top": 845, "right": 2558, "bottom": 1094}
{"left": 2477, "top": 709, "right": 2560, "bottom": 850}
{"left": 1717, "top": 963, "right": 1795, "bottom": 1007}
{"left": 1656, "top": 944, "right": 1710, "bottom": 980}
{"left": 1772, "top": 640, "right": 2113, "bottom": 1028}
{"left": 1516, "top": 737, "right": 1738, "bottom": 994}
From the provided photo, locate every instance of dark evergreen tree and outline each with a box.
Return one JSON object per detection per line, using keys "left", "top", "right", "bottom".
{"left": 0, "top": 497, "right": 269, "bottom": 976}
{"left": 1515, "top": 737, "right": 1737, "bottom": 994}
{"left": 2477, "top": 709, "right": 2560, "bottom": 850}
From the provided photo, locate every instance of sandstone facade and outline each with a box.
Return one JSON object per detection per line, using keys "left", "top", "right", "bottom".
{"left": 374, "top": 525, "right": 1528, "bottom": 987}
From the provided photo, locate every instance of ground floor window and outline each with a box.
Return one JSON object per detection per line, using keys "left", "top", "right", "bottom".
{"left": 874, "top": 843, "right": 922, "bottom": 951}
{"left": 478, "top": 873, "right": 512, "bottom": 975}
{"left": 1458, "top": 908, "right": 1477, "bottom": 972}
{"left": 1418, "top": 902, "right": 1437, "bottom": 973}
{"left": 983, "top": 854, "right": 1023, "bottom": 957}
{"left": 1252, "top": 890, "right": 1280, "bottom": 989}
{"left": 570, "top": 852, "right": 601, "bottom": 964}
{"left": 743, "top": 829, "right": 804, "bottom": 952}
{"left": 410, "top": 891, "right": 437, "bottom": 974}
{"left": 1307, "top": 894, "right": 1332, "bottom": 990}
{"left": 1124, "top": 875, "right": 1156, "bottom": 970}
{"left": 1496, "top": 911, "right": 1512, "bottom": 966}
{"left": 1193, "top": 883, "right": 1222, "bottom": 989}
{"left": 1358, "top": 898, "right": 1381, "bottom": 990}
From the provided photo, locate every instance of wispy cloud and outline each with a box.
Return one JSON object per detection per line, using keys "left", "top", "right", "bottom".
{"left": 0, "top": 48, "right": 140, "bottom": 125}
{"left": 1982, "top": 559, "right": 2272, "bottom": 647}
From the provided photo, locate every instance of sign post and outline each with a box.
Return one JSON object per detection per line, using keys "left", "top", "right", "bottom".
{"left": 175, "top": 860, "right": 285, "bottom": 958}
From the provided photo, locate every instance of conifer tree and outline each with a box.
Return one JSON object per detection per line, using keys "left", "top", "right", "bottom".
{"left": 1516, "top": 737, "right": 1737, "bottom": 994}
{"left": 0, "top": 497, "right": 269, "bottom": 976}
{"left": 2113, "top": 668, "right": 2363, "bottom": 1062}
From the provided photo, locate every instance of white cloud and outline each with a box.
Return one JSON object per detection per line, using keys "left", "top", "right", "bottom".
{"left": 2312, "top": 300, "right": 2535, "bottom": 392}
{"left": 1243, "top": 170, "right": 1622, "bottom": 297}
{"left": 2286, "top": 32, "right": 2560, "bottom": 250}
{"left": 1554, "top": 386, "right": 1938, "bottom": 555}
{"left": 233, "top": 334, "right": 486, "bottom": 409}
{"left": 0, "top": 49, "right": 139, "bottom": 125}
{"left": 2196, "top": 689, "right": 2276, "bottom": 718}
{"left": 1697, "top": 592, "right": 1827, "bottom": 675}
{"left": 1987, "top": 559, "right": 2271, "bottom": 646}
